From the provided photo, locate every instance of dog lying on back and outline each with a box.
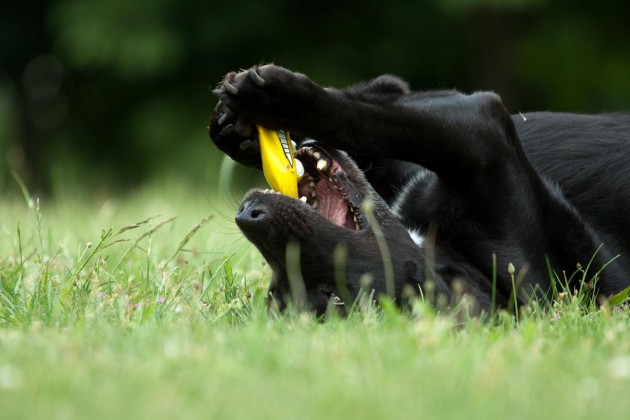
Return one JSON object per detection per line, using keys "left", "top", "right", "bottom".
{"left": 210, "top": 64, "right": 630, "bottom": 315}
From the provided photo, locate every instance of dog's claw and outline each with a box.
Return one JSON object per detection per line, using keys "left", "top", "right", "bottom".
{"left": 214, "top": 100, "right": 222, "bottom": 112}
{"left": 220, "top": 123, "right": 234, "bottom": 136}
{"left": 218, "top": 113, "right": 229, "bottom": 126}
{"left": 239, "top": 139, "right": 255, "bottom": 151}
{"left": 248, "top": 68, "right": 266, "bottom": 87}
{"left": 225, "top": 82, "right": 239, "bottom": 95}
{"left": 211, "top": 88, "right": 223, "bottom": 98}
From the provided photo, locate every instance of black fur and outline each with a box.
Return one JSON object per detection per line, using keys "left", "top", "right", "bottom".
{"left": 210, "top": 64, "right": 630, "bottom": 315}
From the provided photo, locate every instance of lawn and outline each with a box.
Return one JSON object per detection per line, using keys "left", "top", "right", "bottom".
{"left": 1, "top": 180, "right": 630, "bottom": 420}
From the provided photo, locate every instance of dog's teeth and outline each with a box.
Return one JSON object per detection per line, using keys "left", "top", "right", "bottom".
{"left": 316, "top": 159, "right": 328, "bottom": 171}
{"left": 313, "top": 151, "right": 321, "bottom": 159}
{"left": 311, "top": 191, "right": 317, "bottom": 198}
{"left": 353, "top": 215, "right": 358, "bottom": 223}
{"left": 312, "top": 199, "right": 319, "bottom": 209}
{"left": 309, "top": 181, "right": 316, "bottom": 188}
{"left": 299, "top": 196, "right": 308, "bottom": 203}
{"left": 330, "top": 294, "right": 345, "bottom": 306}
{"left": 295, "top": 158, "right": 304, "bottom": 179}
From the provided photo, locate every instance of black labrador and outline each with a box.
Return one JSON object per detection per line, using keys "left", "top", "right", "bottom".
{"left": 210, "top": 64, "right": 630, "bottom": 315}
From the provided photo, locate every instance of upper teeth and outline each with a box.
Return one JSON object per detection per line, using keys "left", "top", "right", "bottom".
{"left": 295, "top": 158, "right": 305, "bottom": 179}
{"left": 316, "top": 159, "right": 328, "bottom": 171}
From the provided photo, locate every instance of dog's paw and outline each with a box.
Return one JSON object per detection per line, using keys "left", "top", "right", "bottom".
{"left": 211, "top": 64, "right": 317, "bottom": 129}
{"left": 209, "top": 99, "right": 261, "bottom": 169}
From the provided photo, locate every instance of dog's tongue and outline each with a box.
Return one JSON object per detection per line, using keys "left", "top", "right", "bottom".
{"left": 316, "top": 178, "right": 348, "bottom": 227}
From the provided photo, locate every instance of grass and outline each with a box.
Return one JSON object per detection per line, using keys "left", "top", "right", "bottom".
{"left": 1, "top": 180, "right": 630, "bottom": 420}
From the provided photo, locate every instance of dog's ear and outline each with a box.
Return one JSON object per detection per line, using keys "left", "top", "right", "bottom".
{"left": 366, "top": 75, "right": 410, "bottom": 96}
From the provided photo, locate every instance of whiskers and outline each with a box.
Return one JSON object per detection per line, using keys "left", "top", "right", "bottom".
{"left": 203, "top": 155, "right": 261, "bottom": 250}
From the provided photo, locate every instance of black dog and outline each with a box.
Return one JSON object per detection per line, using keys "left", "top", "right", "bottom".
{"left": 210, "top": 64, "right": 630, "bottom": 315}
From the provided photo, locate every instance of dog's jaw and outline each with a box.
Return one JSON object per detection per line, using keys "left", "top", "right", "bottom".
{"left": 235, "top": 141, "right": 429, "bottom": 314}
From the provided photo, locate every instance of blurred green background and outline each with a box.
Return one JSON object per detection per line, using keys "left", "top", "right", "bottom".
{"left": 2, "top": 0, "right": 629, "bottom": 197}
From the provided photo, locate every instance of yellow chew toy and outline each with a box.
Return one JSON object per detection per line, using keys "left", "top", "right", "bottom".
{"left": 257, "top": 125, "right": 304, "bottom": 198}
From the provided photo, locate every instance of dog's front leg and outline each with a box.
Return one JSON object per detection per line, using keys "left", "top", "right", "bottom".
{"left": 212, "top": 64, "right": 523, "bottom": 181}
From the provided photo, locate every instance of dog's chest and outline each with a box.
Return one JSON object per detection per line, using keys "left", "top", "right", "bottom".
{"left": 385, "top": 167, "right": 434, "bottom": 249}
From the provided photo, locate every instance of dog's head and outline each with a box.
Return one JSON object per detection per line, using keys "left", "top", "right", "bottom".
{"left": 235, "top": 140, "right": 428, "bottom": 315}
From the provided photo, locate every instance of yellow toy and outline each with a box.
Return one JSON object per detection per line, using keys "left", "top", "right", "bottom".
{"left": 257, "top": 125, "right": 304, "bottom": 198}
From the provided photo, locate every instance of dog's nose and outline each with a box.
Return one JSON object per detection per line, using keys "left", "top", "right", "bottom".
{"left": 235, "top": 199, "right": 269, "bottom": 226}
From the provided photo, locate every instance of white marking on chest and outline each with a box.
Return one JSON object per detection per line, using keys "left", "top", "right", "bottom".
{"left": 390, "top": 168, "right": 430, "bottom": 219}
{"left": 407, "top": 229, "right": 426, "bottom": 248}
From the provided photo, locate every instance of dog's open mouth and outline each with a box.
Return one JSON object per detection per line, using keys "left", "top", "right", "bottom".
{"left": 294, "top": 143, "right": 367, "bottom": 231}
